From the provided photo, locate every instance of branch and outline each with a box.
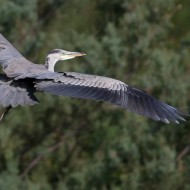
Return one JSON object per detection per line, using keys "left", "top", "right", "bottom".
{"left": 20, "top": 121, "right": 87, "bottom": 178}
{"left": 176, "top": 144, "right": 190, "bottom": 163}
{"left": 20, "top": 141, "right": 63, "bottom": 178}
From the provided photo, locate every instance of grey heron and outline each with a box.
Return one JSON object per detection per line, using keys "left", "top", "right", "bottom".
{"left": 0, "top": 33, "right": 188, "bottom": 123}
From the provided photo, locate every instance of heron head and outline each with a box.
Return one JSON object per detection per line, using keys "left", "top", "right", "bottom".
{"left": 45, "top": 49, "right": 86, "bottom": 72}
{"left": 47, "top": 49, "right": 86, "bottom": 61}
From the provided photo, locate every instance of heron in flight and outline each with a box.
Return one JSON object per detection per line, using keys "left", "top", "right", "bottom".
{"left": 0, "top": 33, "right": 188, "bottom": 123}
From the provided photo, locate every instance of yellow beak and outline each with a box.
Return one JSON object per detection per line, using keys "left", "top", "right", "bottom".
{"left": 68, "top": 52, "right": 86, "bottom": 57}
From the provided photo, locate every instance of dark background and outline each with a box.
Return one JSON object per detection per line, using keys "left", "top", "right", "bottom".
{"left": 0, "top": 0, "right": 190, "bottom": 189}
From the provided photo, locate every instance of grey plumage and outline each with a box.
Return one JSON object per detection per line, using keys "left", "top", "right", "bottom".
{"left": 0, "top": 74, "right": 38, "bottom": 107}
{"left": 0, "top": 33, "right": 188, "bottom": 123}
{"left": 35, "top": 72, "right": 186, "bottom": 124}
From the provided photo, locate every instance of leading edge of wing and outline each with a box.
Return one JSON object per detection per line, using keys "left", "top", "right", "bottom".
{"left": 34, "top": 72, "right": 189, "bottom": 123}
{"left": 0, "top": 33, "right": 24, "bottom": 68}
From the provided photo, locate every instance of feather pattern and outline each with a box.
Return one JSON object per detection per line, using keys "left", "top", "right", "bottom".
{"left": 35, "top": 72, "right": 187, "bottom": 123}
{"left": 0, "top": 33, "right": 188, "bottom": 123}
{"left": 0, "top": 74, "right": 39, "bottom": 107}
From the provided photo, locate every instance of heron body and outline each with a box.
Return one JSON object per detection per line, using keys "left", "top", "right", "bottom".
{"left": 0, "top": 33, "right": 188, "bottom": 123}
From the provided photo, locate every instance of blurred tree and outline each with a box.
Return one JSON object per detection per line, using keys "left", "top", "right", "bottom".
{"left": 0, "top": 0, "right": 190, "bottom": 189}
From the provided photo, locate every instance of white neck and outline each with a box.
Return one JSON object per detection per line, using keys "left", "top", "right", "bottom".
{"left": 45, "top": 53, "right": 76, "bottom": 72}
{"left": 48, "top": 62, "right": 56, "bottom": 72}
{"left": 45, "top": 57, "right": 58, "bottom": 72}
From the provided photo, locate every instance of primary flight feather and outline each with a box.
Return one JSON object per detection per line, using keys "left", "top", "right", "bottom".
{"left": 0, "top": 33, "right": 188, "bottom": 123}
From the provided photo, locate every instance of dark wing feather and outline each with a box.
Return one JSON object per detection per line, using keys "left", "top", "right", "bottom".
{"left": 35, "top": 72, "right": 187, "bottom": 123}
{"left": 0, "top": 74, "right": 39, "bottom": 107}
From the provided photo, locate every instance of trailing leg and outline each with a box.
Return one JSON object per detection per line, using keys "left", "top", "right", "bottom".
{"left": 0, "top": 106, "right": 12, "bottom": 122}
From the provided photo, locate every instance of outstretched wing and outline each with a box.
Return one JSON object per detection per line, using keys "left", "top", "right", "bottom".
{"left": 35, "top": 72, "right": 187, "bottom": 123}
{"left": 0, "top": 33, "right": 45, "bottom": 78}
{"left": 0, "top": 33, "right": 26, "bottom": 68}
{"left": 0, "top": 74, "right": 39, "bottom": 107}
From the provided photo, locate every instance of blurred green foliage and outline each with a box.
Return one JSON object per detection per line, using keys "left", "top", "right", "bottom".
{"left": 0, "top": 0, "right": 190, "bottom": 189}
